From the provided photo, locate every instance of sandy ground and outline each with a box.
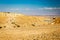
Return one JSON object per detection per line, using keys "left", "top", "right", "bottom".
{"left": 0, "top": 12, "right": 60, "bottom": 40}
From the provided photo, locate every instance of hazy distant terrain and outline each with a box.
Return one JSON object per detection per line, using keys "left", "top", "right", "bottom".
{"left": 0, "top": 12, "right": 60, "bottom": 40}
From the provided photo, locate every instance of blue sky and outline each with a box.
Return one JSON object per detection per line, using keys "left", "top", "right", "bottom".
{"left": 0, "top": 0, "right": 60, "bottom": 15}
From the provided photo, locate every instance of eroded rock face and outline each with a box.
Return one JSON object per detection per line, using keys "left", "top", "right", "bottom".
{"left": 0, "top": 12, "right": 60, "bottom": 40}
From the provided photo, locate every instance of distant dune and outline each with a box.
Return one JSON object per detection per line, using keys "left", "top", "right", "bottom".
{"left": 0, "top": 12, "right": 60, "bottom": 40}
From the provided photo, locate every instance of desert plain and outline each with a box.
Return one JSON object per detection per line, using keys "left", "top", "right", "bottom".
{"left": 0, "top": 12, "right": 60, "bottom": 40}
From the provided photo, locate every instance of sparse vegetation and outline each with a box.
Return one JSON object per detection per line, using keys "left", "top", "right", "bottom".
{"left": 0, "top": 26, "right": 2, "bottom": 29}
{"left": 0, "top": 12, "right": 60, "bottom": 40}
{"left": 7, "top": 12, "right": 10, "bottom": 13}
{"left": 4, "top": 26, "right": 6, "bottom": 28}
{"left": 16, "top": 25, "right": 20, "bottom": 27}
{"left": 12, "top": 22, "right": 20, "bottom": 28}
{"left": 52, "top": 17, "right": 60, "bottom": 24}
{"left": 24, "top": 32, "right": 60, "bottom": 40}
{"left": 32, "top": 24, "right": 35, "bottom": 26}
{"left": 11, "top": 22, "right": 15, "bottom": 24}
